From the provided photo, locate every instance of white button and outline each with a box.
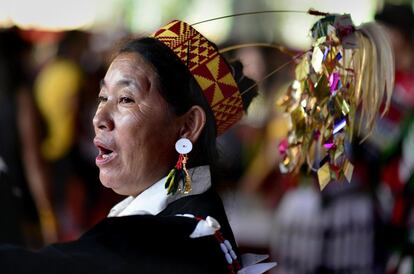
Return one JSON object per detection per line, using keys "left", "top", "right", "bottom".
{"left": 225, "top": 253, "right": 233, "bottom": 264}
{"left": 230, "top": 250, "right": 237, "bottom": 260}
{"left": 220, "top": 243, "right": 228, "bottom": 253}
{"left": 224, "top": 240, "right": 232, "bottom": 250}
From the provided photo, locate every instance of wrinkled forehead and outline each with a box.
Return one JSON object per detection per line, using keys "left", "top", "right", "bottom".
{"left": 111, "top": 52, "right": 157, "bottom": 78}
{"left": 103, "top": 52, "right": 159, "bottom": 91}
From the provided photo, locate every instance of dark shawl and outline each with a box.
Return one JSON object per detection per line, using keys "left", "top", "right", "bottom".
{"left": 0, "top": 189, "right": 239, "bottom": 274}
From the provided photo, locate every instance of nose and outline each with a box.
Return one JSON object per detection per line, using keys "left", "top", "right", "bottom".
{"left": 93, "top": 104, "right": 114, "bottom": 132}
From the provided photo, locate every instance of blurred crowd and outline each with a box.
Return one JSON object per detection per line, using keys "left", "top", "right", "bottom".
{"left": 0, "top": 2, "right": 413, "bottom": 274}
{"left": 0, "top": 27, "right": 121, "bottom": 245}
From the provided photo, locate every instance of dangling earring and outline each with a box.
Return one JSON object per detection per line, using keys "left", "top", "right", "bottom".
{"left": 165, "top": 138, "right": 192, "bottom": 195}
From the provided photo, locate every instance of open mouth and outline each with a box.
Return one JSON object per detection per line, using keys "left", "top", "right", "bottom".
{"left": 94, "top": 141, "right": 116, "bottom": 165}
{"left": 98, "top": 145, "right": 113, "bottom": 159}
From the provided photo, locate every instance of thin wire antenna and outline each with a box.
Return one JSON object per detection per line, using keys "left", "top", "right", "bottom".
{"left": 191, "top": 10, "right": 306, "bottom": 26}
{"left": 191, "top": 9, "right": 328, "bottom": 26}
{"left": 240, "top": 50, "right": 310, "bottom": 97}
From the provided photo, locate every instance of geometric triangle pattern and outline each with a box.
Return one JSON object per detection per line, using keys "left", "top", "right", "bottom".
{"left": 152, "top": 20, "right": 244, "bottom": 135}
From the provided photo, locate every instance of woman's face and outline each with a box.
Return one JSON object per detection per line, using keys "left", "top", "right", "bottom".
{"left": 93, "top": 52, "right": 180, "bottom": 196}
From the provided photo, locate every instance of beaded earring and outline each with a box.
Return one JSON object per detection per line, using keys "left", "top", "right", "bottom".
{"left": 165, "top": 138, "right": 192, "bottom": 195}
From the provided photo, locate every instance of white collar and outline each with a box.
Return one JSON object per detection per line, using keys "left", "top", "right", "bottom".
{"left": 108, "top": 165, "right": 211, "bottom": 217}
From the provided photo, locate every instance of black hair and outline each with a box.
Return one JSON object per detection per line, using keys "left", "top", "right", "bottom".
{"left": 118, "top": 37, "right": 257, "bottom": 172}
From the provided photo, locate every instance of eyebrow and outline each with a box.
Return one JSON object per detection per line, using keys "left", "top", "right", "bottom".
{"left": 100, "top": 79, "right": 135, "bottom": 90}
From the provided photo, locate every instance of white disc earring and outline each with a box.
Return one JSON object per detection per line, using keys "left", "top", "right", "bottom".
{"left": 165, "top": 138, "right": 193, "bottom": 195}
{"left": 175, "top": 138, "right": 193, "bottom": 154}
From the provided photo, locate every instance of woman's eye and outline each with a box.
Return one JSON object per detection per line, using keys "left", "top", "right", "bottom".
{"left": 98, "top": 95, "right": 107, "bottom": 103}
{"left": 119, "top": 97, "right": 134, "bottom": 104}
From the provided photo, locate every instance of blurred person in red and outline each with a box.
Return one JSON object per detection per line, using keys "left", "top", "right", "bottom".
{"left": 373, "top": 4, "right": 414, "bottom": 273}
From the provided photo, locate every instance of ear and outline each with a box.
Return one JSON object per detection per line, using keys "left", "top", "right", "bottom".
{"left": 179, "top": 105, "right": 206, "bottom": 144}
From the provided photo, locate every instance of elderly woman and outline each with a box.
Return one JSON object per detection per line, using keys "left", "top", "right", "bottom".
{"left": 0, "top": 21, "right": 266, "bottom": 274}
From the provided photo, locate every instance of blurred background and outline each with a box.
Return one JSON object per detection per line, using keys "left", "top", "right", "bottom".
{"left": 0, "top": 0, "right": 413, "bottom": 273}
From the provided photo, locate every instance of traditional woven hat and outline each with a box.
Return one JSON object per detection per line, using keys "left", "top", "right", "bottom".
{"left": 152, "top": 20, "right": 244, "bottom": 135}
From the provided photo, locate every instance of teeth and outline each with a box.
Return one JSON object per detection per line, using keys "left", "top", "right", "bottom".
{"left": 102, "top": 154, "right": 109, "bottom": 159}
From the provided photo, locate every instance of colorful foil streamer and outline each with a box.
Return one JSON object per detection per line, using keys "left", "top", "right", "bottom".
{"left": 278, "top": 13, "right": 394, "bottom": 190}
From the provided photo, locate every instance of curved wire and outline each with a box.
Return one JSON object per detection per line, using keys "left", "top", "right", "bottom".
{"left": 191, "top": 10, "right": 307, "bottom": 26}
{"left": 191, "top": 9, "right": 329, "bottom": 26}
